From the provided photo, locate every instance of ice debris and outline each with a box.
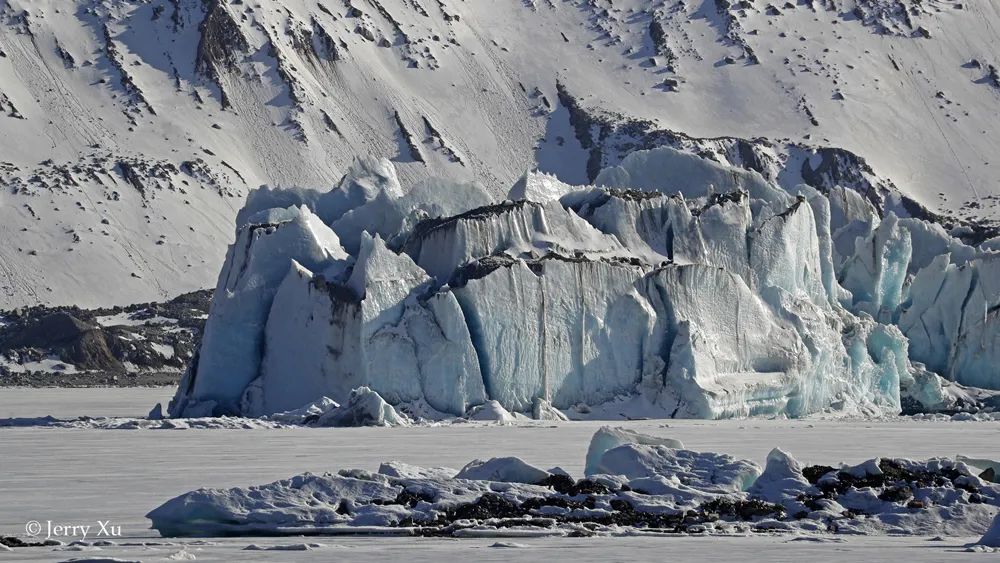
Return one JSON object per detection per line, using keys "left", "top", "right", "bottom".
{"left": 980, "top": 512, "right": 1000, "bottom": 547}
{"left": 455, "top": 457, "right": 550, "bottom": 484}
{"left": 465, "top": 400, "right": 517, "bottom": 423}
{"left": 147, "top": 428, "right": 1000, "bottom": 539}
{"left": 585, "top": 425, "right": 684, "bottom": 476}
{"left": 265, "top": 388, "right": 408, "bottom": 427}
{"left": 313, "top": 387, "right": 408, "bottom": 427}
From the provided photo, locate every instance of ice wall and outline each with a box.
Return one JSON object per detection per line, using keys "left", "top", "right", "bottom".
{"left": 240, "top": 235, "right": 488, "bottom": 417}
{"left": 899, "top": 254, "right": 1000, "bottom": 389}
{"left": 170, "top": 147, "right": 998, "bottom": 419}
{"left": 452, "top": 256, "right": 654, "bottom": 411}
{"left": 401, "top": 200, "right": 626, "bottom": 283}
{"left": 172, "top": 206, "right": 349, "bottom": 416}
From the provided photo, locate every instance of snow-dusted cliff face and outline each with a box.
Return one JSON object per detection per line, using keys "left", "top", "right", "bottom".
{"left": 169, "top": 149, "right": 1000, "bottom": 420}
{"left": 2, "top": 0, "right": 1000, "bottom": 308}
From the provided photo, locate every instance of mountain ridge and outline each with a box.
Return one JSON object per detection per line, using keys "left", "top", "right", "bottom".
{"left": 1, "top": 0, "right": 998, "bottom": 307}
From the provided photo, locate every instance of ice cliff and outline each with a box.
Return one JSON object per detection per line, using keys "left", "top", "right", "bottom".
{"left": 168, "top": 148, "right": 1000, "bottom": 420}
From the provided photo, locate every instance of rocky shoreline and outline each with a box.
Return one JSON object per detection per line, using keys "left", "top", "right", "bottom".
{"left": 0, "top": 372, "right": 181, "bottom": 387}
{"left": 0, "top": 290, "right": 210, "bottom": 387}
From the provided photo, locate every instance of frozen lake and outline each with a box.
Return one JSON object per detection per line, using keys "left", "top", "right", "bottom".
{"left": 1, "top": 388, "right": 998, "bottom": 561}
{"left": 3, "top": 534, "right": 994, "bottom": 562}
{"left": 0, "top": 386, "right": 177, "bottom": 419}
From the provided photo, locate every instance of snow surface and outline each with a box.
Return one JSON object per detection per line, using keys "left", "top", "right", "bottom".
{"left": 2, "top": 535, "right": 996, "bottom": 563}
{"left": 4, "top": 389, "right": 1000, "bottom": 543}
{"left": 95, "top": 313, "right": 178, "bottom": 328}
{"left": 0, "top": 387, "right": 175, "bottom": 419}
{"left": 0, "top": 356, "right": 78, "bottom": 375}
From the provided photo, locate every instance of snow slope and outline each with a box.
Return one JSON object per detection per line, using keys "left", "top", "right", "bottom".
{"left": 1, "top": 0, "right": 999, "bottom": 308}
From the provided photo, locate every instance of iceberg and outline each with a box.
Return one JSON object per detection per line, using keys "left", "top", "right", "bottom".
{"left": 981, "top": 513, "right": 1000, "bottom": 548}
{"left": 258, "top": 389, "right": 407, "bottom": 427}
{"left": 898, "top": 254, "right": 1000, "bottom": 389}
{"left": 169, "top": 146, "right": 1000, "bottom": 420}
{"left": 956, "top": 456, "right": 1000, "bottom": 484}
{"left": 171, "top": 206, "right": 350, "bottom": 416}
{"left": 401, "top": 200, "right": 626, "bottom": 284}
{"left": 594, "top": 146, "right": 789, "bottom": 206}
{"left": 532, "top": 398, "right": 569, "bottom": 421}
{"left": 331, "top": 176, "right": 494, "bottom": 255}
{"left": 452, "top": 255, "right": 653, "bottom": 412}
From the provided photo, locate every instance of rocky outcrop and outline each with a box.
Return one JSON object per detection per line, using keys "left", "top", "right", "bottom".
{"left": 195, "top": 0, "right": 250, "bottom": 108}
{"left": 0, "top": 290, "right": 211, "bottom": 385}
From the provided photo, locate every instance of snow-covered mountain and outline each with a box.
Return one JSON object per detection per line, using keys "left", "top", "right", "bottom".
{"left": 2, "top": 0, "right": 999, "bottom": 309}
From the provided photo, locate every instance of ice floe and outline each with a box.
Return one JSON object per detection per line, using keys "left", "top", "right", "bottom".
{"left": 146, "top": 428, "right": 1000, "bottom": 539}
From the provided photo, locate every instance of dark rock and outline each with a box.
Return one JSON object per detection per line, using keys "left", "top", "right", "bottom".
{"left": 539, "top": 473, "right": 576, "bottom": 495}
{"left": 878, "top": 485, "right": 914, "bottom": 503}
{"left": 699, "top": 497, "right": 786, "bottom": 520}
{"left": 447, "top": 493, "right": 524, "bottom": 520}
{"left": 0, "top": 289, "right": 211, "bottom": 386}
{"left": 802, "top": 465, "right": 837, "bottom": 484}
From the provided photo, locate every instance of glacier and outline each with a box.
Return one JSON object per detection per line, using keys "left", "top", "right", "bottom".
{"left": 168, "top": 149, "right": 1000, "bottom": 420}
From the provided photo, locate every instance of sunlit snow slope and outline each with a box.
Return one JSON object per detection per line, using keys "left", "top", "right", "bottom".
{"left": 0, "top": 0, "right": 998, "bottom": 308}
